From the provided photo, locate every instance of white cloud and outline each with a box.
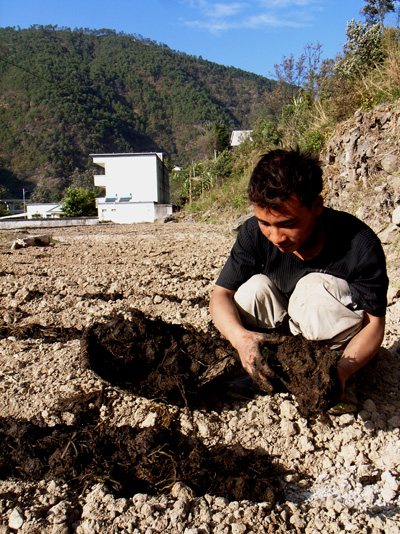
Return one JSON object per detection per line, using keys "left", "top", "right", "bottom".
{"left": 183, "top": 1, "right": 247, "bottom": 19}
{"left": 244, "top": 13, "right": 305, "bottom": 29}
{"left": 257, "top": 0, "right": 317, "bottom": 6}
{"left": 181, "top": 0, "right": 321, "bottom": 33}
{"left": 213, "top": 3, "right": 246, "bottom": 18}
{"left": 185, "top": 19, "right": 232, "bottom": 32}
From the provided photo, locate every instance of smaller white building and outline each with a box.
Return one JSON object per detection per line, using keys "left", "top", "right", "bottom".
{"left": 230, "top": 130, "right": 253, "bottom": 147}
{"left": 92, "top": 152, "right": 172, "bottom": 223}
{"left": 26, "top": 203, "right": 63, "bottom": 219}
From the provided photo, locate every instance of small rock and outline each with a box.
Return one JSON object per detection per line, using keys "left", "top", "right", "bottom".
{"left": 381, "top": 470, "right": 399, "bottom": 492}
{"left": 171, "top": 482, "right": 195, "bottom": 501}
{"left": 336, "top": 414, "right": 355, "bottom": 425}
{"left": 363, "top": 399, "right": 377, "bottom": 412}
{"left": 388, "top": 415, "right": 400, "bottom": 427}
{"left": 196, "top": 419, "right": 210, "bottom": 438}
{"left": 47, "top": 501, "right": 69, "bottom": 524}
{"left": 381, "top": 155, "right": 399, "bottom": 174}
{"left": 8, "top": 509, "right": 24, "bottom": 530}
{"left": 153, "top": 295, "right": 163, "bottom": 304}
{"left": 214, "top": 497, "right": 229, "bottom": 509}
{"left": 290, "top": 513, "right": 306, "bottom": 529}
{"left": 377, "top": 224, "right": 400, "bottom": 244}
{"left": 52, "top": 524, "right": 70, "bottom": 534}
{"left": 170, "top": 499, "right": 189, "bottom": 523}
{"left": 387, "top": 286, "right": 400, "bottom": 304}
{"left": 62, "top": 412, "right": 77, "bottom": 425}
{"left": 298, "top": 435, "right": 314, "bottom": 453}
{"left": 393, "top": 205, "right": 400, "bottom": 226}
{"left": 140, "top": 503, "right": 154, "bottom": 517}
{"left": 139, "top": 412, "right": 157, "bottom": 428}
{"left": 231, "top": 523, "right": 247, "bottom": 534}
{"left": 280, "top": 400, "right": 298, "bottom": 420}
{"left": 381, "top": 487, "right": 397, "bottom": 502}
{"left": 14, "top": 287, "right": 34, "bottom": 303}
{"left": 281, "top": 418, "right": 297, "bottom": 437}
{"left": 230, "top": 213, "right": 254, "bottom": 234}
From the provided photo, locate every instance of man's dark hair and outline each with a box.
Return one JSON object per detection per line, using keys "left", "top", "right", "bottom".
{"left": 247, "top": 147, "right": 323, "bottom": 209}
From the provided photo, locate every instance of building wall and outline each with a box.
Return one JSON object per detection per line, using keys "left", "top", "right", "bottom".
{"left": 93, "top": 154, "right": 160, "bottom": 202}
{"left": 156, "top": 156, "right": 170, "bottom": 204}
{"left": 97, "top": 201, "right": 173, "bottom": 224}
{"left": 0, "top": 218, "right": 99, "bottom": 230}
{"left": 92, "top": 153, "right": 171, "bottom": 224}
{"left": 230, "top": 130, "right": 253, "bottom": 146}
{"left": 26, "top": 204, "right": 62, "bottom": 219}
{"left": 97, "top": 201, "right": 155, "bottom": 223}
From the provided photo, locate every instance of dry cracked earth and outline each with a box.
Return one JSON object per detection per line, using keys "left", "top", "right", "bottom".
{"left": 0, "top": 221, "right": 399, "bottom": 534}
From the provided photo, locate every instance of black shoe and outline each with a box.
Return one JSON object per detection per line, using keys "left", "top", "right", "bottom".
{"left": 327, "top": 380, "right": 358, "bottom": 415}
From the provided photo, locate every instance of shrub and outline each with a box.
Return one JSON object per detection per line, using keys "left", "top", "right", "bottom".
{"left": 62, "top": 187, "right": 98, "bottom": 217}
{"left": 304, "top": 130, "right": 325, "bottom": 152}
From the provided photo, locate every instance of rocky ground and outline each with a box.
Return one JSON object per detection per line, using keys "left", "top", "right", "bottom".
{"left": 0, "top": 220, "right": 399, "bottom": 534}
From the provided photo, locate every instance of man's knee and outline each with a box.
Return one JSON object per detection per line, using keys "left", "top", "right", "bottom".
{"left": 288, "top": 273, "right": 364, "bottom": 344}
{"left": 234, "top": 274, "right": 277, "bottom": 302}
{"left": 234, "top": 274, "right": 288, "bottom": 330}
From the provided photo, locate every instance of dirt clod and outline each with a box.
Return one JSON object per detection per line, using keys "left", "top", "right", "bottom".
{"left": 81, "top": 311, "right": 242, "bottom": 408}
{"left": 0, "top": 402, "right": 285, "bottom": 503}
{"left": 82, "top": 313, "right": 341, "bottom": 417}
{"left": 264, "top": 337, "right": 341, "bottom": 417}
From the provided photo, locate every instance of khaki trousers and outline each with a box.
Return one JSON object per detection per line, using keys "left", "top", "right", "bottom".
{"left": 234, "top": 273, "right": 364, "bottom": 348}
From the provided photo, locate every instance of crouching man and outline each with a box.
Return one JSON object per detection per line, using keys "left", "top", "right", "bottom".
{"left": 209, "top": 148, "right": 388, "bottom": 411}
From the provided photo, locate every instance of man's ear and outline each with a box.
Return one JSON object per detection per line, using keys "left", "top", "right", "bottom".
{"left": 312, "top": 195, "right": 324, "bottom": 215}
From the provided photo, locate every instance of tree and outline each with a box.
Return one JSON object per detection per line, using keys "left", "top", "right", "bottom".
{"left": 62, "top": 187, "right": 98, "bottom": 217}
{"left": 69, "top": 168, "right": 96, "bottom": 190}
{"left": 0, "top": 185, "right": 9, "bottom": 199}
{"left": 30, "top": 183, "right": 63, "bottom": 203}
{"left": 273, "top": 43, "right": 323, "bottom": 102}
{"left": 361, "top": 0, "right": 398, "bottom": 26}
{"left": 335, "top": 20, "right": 385, "bottom": 78}
{"left": 0, "top": 202, "right": 9, "bottom": 217}
{"left": 204, "top": 150, "right": 233, "bottom": 185}
{"left": 30, "top": 184, "right": 52, "bottom": 203}
{"left": 252, "top": 118, "right": 281, "bottom": 148}
{"left": 197, "top": 122, "right": 230, "bottom": 159}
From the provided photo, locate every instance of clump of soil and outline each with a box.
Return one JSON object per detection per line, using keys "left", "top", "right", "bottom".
{"left": 264, "top": 336, "right": 342, "bottom": 417}
{"left": 82, "top": 311, "right": 342, "bottom": 417}
{"left": 0, "top": 401, "right": 285, "bottom": 503}
{"left": 81, "top": 310, "right": 242, "bottom": 408}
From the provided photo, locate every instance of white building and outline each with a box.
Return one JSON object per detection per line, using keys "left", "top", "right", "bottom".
{"left": 230, "top": 130, "right": 253, "bottom": 147}
{"left": 26, "top": 203, "right": 63, "bottom": 219}
{"left": 92, "top": 152, "right": 172, "bottom": 223}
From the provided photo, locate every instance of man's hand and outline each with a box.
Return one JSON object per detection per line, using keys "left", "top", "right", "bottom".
{"left": 234, "top": 330, "right": 275, "bottom": 393}
{"left": 209, "top": 285, "right": 277, "bottom": 393}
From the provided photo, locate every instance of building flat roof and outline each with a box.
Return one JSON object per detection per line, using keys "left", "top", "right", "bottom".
{"left": 90, "top": 152, "right": 163, "bottom": 158}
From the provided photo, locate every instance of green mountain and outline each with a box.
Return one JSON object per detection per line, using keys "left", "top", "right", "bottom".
{"left": 0, "top": 26, "right": 278, "bottom": 196}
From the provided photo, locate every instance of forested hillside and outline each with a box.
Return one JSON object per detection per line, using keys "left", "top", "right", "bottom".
{"left": 0, "top": 26, "right": 277, "bottom": 196}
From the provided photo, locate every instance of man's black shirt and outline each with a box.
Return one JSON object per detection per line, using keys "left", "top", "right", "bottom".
{"left": 216, "top": 208, "right": 388, "bottom": 317}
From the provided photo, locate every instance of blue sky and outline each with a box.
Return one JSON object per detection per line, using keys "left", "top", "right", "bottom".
{"left": 1, "top": 0, "right": 371, "bottom": 78}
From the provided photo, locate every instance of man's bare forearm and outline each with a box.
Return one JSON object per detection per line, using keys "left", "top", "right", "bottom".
{"left": 209, "top": 285, "right": 248, "bottom": 349}
{"left": 337, "top": 313, "right": 385, "bottom": 393}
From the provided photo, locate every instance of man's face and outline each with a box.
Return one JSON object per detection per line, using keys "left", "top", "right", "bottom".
{"left": 254, "top": 195, "right": 323, "bottom": 254}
